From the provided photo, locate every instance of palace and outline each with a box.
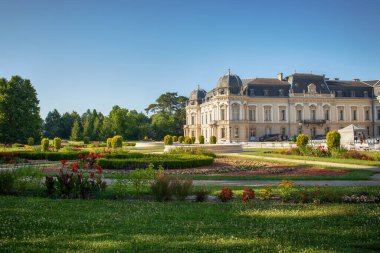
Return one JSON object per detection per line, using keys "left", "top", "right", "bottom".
{"left": 184, "top": 71, "right": 380, "bottom": 142}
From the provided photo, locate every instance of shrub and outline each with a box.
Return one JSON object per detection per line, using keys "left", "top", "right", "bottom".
{"left": 184, "top": 136, "right": 192, "bottom": 144}
{"left": 344, "top": 150, "right": 374, "bottom": 161}
{"left": 53, "top": 137, "right": 62, "bottom": 151}
{"left": 210, "top": 136, "right": 217, "bottom": 144}
{"left": 242, "top": 187, "right": 255, "bottom": 203}
{"left": 41, "top": 138, "right": 50, "bottom": 152}
{"left": 171, "top": 177, "right": 193, "bottom": 200}
{"left": 112, "top": 173, "right": 129, "bottom": 199}
{"left": 219, "top": 187, "right": 233, "bottom": 202}
{"left": 296, "top": 134, "right": 308, "bottom": 147}
{"left": 0, "top": 151, "right": 90, "bottom": 161}
{"left": 128, "top": 164, "right": 158, "bottom": 195}
{"left": 292, "top": 135, "right": 297, "bottom": 143}
{"left": 164, "top": 135, "right": 173, "bottom": 145}
{"left": 326, "top": 130, "right": 341, "bottom": 149}
{"left": 278, "top": 180, "right": 295, "bottom": 202}
{"left": 178, "top": 136, "right": 184, "bottom": 143}
{"left": 0, "top": 170, "right": 15, "bottom": 194}
{"left": 198, "top": 135, "right": 205, "bottom": 144}
{"left": 331, "top": 148, "right": 347, "bottom": 158}
{"left": 97, "top": 154, "right": 214, "bottom": 170}
{"left": 27, "top": 137, "right": 34, "bottom": 146}
{"left": 112, "top": 135, "right": 123, "bottom": 149}
{"left": 172, "top": 136, "right": 178, "bottom": 143}
{"left": 259, "top": 187, "right": 273, "bottom": 201}
{"left": 106, "top": 138, "right": 113, "bottom": 148}
{"left": 83, "top": 136, "right": 90, "bottom": 144}
{"left": 194, "top": 188, "right": 210, "bottom": 202}
{"left": 167, "top": 147, "right": 216, "bottom": 158}
{"left": 151, "top": 174, "right": 173, "bottom": 201}
{"left": 191, "top": 137, "right": 196, "bottom": 144}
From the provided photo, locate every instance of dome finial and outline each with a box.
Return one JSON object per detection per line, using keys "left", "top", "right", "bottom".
{"left": 197, "top": 83, "right": 200, "bottom": 90}
{"left": 228, "top": 68, "right": 231, "bottom": 76}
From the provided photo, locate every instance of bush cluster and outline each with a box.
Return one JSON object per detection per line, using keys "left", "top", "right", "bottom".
{"left": 97, "top": 154, "right": 214, "bottom": 170}
{"left": 164, "top": 135, "right": 173, "bottom": 145}
{"left": 112, "top": 135, "right": 123, "bottom": 149}
{"left": 184, "top": 136, "right": 193, "bottom": 144}
{"left": 326, "top": 130, "right": 340, "bottom": 149}
{"left": 53, "top": 137, "right": 62, "bottom": 151}
{"left": 209, "top": 136, "right": 217, "bottom": 144}
{"left": 296, "top": 134, "right": 308, "bottom": 147}
{"left": 83, "top": 136, "right": 90, "bottom": 144}
{"left": 167, "top": 147, "right": 216, "bottom": 157}
{"left": 198, "top": 135, "right": 205, "bottom": 144}
{"left": 151, "top": 174, "right": 193, "bottom": 201}
{"left": 41, "top": 138, "right": 49, "bottom": 152}
{"left": 0, "top": 151, "right": 90, "bottom": 161}
{"left": 106, "top": 138, "right": 113, "bottom": 148}
{"left": 178, "top": 136, "right": 184, "bottom": 143}
{"left": 172, "top": 136, "right": 178, "bottom": 143}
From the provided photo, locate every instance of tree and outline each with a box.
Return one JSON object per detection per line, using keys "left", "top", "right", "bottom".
{"left": 145, "top": 92, "right": 188, "bottom": 139}
{"left": 43, "top": 109, "right": 62, "bottom": 138}
{"left": 0, "top": 76, "right": 42, "bottom": 143}
{"left": 70, "top": 119, "right": 82, "bottom": 141}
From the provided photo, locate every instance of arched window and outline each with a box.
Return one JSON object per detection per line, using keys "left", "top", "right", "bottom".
{"left": 231, "top": 104, "right": 240, "bottom": 120}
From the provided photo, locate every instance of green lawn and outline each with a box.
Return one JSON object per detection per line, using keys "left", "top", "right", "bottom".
{"left": 0, "top": 196, "right": 379, "bottom": 252}
{"left": 242, "top": 148, "right": 380, "bottom": 166}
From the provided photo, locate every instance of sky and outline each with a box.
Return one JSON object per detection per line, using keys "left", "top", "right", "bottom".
{"left": 1, "top": 0, "right": 379, "bottom": 118}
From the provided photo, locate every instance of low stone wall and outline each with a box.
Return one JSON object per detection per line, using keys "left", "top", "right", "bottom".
{"left": 135, "top": 141, "right": 164, "bottom": 148}
{"left": 164, "top": 144, "right": 243, "bottom": 153}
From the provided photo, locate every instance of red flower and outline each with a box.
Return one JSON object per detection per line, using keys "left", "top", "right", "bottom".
{"left": 72, "top": 166, "right": 78, "bottom": 173}
{"left": 78, "top": 154, "right": 83, "bottom": 159}
{"left": 61, "top": 160, "right": 67, "bottom": 165}
{"left": 90, "top": 172, "right": 94, "bottom": 178}
{"left": 97, "top": 165, "right": 102, "bottom": 174}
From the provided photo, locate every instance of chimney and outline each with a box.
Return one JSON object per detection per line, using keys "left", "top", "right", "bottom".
{"left": 277, "top": 73, "right": 283, "bottom": 81}
{"left": 354, "top": 78, "right": 360, "bottom": 82}
{"left": 325, "top": 78, "right": 330, "bottom": 80}
{"left": 334, "top": 78, "right": 340, "bottom": 81}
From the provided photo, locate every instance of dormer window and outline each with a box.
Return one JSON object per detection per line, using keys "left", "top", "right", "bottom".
{"left": 351, "top": 91, "right": 355, "bottom": 97}
{"left": 249, "top": 88, "right": 255, "bottom": 96}
{"left": 263, "top": 90, "right": 269, "bottom": 96}
{"left": 364, "top": 91, "right": 368, "bottom": 98}
{"left": 279, "top": 89, "right": 284, "bottom": 96}
{"left": 336, "top": 90, "right": 343, "bottom": 97}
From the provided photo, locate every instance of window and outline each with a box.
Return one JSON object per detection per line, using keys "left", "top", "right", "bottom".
{"left": 232, "top": 104, "right": 240, "bottom": 120}
{"left": 209, "top": 113, "right": 212, "bottom": 122}
{"left": 325, "top": 110, "right": 330, "bottom": 120}
{"left": 337, "top": 90, "right": 343, "bottom": 97}
{"left": 279, "top": 89, "right": 284, "bottom": 96}
{"left": 365, "top": 110, "right": 370, "bottom": 121}
{"left": 339, "top": 110, "right": 344, "bottom": 121}
{"left": 367, "top": 127, "right": 370, "bottom": 136}
{"left": 264, "top": 90, "right": 269, "bottom": 96}
{"left": 264, "top": 108, "right": 271, "bottom": 121}
{"left": 221, "top": 128, "right": 226, "bottom": 139}
{"left": 234, "top": 127, "right": 239, "bottom": 138}
{"left": 249, "top": 108, "right": 256, "bottom": 121}
{"left": 377, "top": 109, "right": 380, "bottom": 120}
{"left": 220, "top": 109, "right": 225, "bottom": 120}
{"left": 351, "top": 91, "right": 356, "bottom": 97}
{"left": 249, "top": 88, "right": 255, "bottom": 96}
{"left": 296, "top": 110, "right": 302, "bottom": 121}
{"left": 352, "top": 109, "right": 357, "bottom": 121}
{"left": 280, "top": 109, "right": 286, "bottom": 121}
{"left": 281, "top": 127, "right": 286, "bottom": 136}
{"left": 191, "top": 131, "right": 195, "bottom": 137}
{"left": 265, "top": 127, "right": 271, "bottom": 135}
{"left": 191, "top": 116, "right": 195, "bottom": 125}
{"left": 250, "top": 128, "right": 256, "bottom": 137}
{"left": 311, "top": 110, "right": 316, "bottom": 120}
{"left": 364, "top": 91, "right": 368, "bottom": 97}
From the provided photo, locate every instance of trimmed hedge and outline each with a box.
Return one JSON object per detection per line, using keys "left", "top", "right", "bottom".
{"left": 0, "top": 151, "right": 90, "bottom": 161}
{"left": 97, "top": 154, "right": 214, "bottom": 170}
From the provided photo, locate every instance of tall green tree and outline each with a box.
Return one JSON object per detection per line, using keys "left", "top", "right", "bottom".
{"left": 70, "top": 119, "right": 82, "bottom": 141}
{"left": 145, "top": 92, "right": 188, "bottom": 139}
{"left": 0, "top": 76, "right": 42, "bottom": 143}
{"left": 43, "top": 109, "right": 62, "bottom": 138}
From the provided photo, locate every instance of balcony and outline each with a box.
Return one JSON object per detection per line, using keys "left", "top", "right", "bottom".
{"left": 302, "top": 119, "right": 326, "bottom": 126}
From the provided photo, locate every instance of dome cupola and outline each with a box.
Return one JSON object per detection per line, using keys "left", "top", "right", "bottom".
{"left": 217, "top": 70, "right": 242, "bottom": 94}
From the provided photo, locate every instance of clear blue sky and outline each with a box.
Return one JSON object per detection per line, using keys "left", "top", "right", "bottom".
{"left": 1, "top": 0, "right": 379, "bottom": 118}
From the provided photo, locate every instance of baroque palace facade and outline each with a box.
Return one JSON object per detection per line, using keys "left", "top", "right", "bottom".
{"left": 184, "top": 71, "right": 380, "bottom": 142}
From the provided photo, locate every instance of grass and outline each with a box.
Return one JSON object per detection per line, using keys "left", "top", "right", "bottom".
{"left": 184, "top": 168, "right": 374, "bottom": 180}
{"left": 242, "top": 148, "right": 380, "bottom": 166}
{"left": 0, "top": 196, "right": 379, "bottom": 252}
